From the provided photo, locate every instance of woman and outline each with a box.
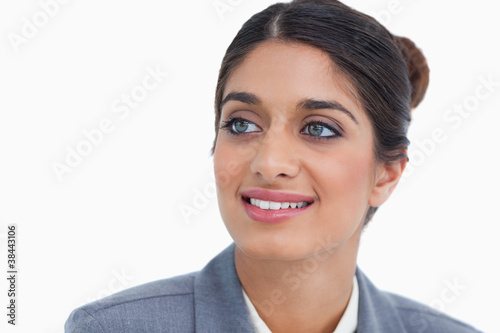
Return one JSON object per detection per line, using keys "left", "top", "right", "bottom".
{"left": 65, "top": 0, "right": 481, "bottom": 332}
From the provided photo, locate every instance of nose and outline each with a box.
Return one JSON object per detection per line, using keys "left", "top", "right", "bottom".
{"left": 249, "top": 125, "right": 300, "bottom": 183}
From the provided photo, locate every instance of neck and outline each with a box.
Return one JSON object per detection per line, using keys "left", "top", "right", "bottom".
{"left": 235, "top": 227, "right": 362, "bottom": 333}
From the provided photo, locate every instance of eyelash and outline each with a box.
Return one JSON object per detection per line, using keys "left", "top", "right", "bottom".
{"left": 220, "top": 116, "right": 342, "bottom": 140}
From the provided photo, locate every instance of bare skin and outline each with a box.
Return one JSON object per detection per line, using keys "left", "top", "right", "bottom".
{"left": 235, "top": 219, "right": 363, "bottom": 332}
{"left": 213, "top": 40, "right": 405, "bottom": 332}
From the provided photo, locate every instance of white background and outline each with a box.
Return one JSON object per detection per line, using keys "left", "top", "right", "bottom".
{"left": 0, "top": 0, "right": 498, "bottom": 332}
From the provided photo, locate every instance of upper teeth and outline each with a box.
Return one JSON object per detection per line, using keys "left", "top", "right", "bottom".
{"left": 249, "top": 198, "right": 309, "bottom": 210}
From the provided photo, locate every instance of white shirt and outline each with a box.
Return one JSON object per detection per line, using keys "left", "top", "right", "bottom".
{"left": 242, "top": 276, "right": 359, "bottom": 333}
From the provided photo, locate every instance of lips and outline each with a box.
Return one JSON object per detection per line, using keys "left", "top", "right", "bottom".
{"left": 241, "top": 188, "right": 315, "bottom": 203}
{"left": 241, "top": 188, "right": 315, "bottom": 224}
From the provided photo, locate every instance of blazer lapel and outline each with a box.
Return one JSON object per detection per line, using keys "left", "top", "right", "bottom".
{"left": 356, "top": 268, "right": 408, "bottom": 333}
{"left": 194, "top": 242, "right": 254, "bottom": 333}
{"left": 194, "top": 243, "right": 408, "bottom": 333}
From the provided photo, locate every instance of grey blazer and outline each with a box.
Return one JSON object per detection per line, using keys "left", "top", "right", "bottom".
{"left": 65, "top": 243, "right": 481, "bottom": 333}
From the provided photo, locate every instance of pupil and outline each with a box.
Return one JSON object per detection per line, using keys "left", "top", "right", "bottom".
{"left": 309, "top": 124, "right": 323, "bottom": 136}
{"left": 235, "top": 121, "right": 248, "bottom": 132}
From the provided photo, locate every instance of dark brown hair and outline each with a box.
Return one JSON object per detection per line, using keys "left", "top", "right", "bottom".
{"left": 211, "top": 0, "right": 430, "bottom": 224}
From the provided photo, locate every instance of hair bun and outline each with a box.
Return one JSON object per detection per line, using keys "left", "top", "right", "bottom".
{"left": 396, "top": 36, "right": 430, "bottom": 109}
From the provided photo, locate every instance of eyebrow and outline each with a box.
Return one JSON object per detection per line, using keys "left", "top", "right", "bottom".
{"left": 221, "top": 92, "right": 261, "bottom": 109}
{"left": 220, "top": 91, "right": 359, "bottom": 125}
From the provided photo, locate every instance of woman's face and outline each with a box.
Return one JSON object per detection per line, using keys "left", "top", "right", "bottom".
{"left": 213, "top": 41, "right": 396, "bottom": 260}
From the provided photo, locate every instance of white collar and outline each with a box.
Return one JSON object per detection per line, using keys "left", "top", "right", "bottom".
{"left": 242, "top": 275, "right": 359, "bottom": 333}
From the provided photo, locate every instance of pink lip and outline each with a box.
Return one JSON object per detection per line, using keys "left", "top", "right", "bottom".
{"left": 241, "top": 188, "right": 315, "bottom": 224}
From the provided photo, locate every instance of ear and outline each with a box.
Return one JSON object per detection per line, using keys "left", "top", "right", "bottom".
{"left": 368, "top": 157, "right": 407, "bottom": 207}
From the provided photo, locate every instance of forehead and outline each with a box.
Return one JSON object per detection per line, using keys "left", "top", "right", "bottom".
{"left": 223, "top": 40, "right": 363, "bottom": 117}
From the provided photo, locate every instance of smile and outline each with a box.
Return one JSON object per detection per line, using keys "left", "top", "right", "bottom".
{"left": 241, "top": 189, "right": 315, "bottom": 224}
{"left": 247, "top": 198, "right": 311, "bottom": 210}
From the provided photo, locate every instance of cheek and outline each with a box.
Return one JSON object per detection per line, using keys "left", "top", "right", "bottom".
{"left": 312, "top": 147, "right": 375, "bottom": 225}
{"left": 213, "top": 140, "right": 250, "bottom": 207}
{"left": 213, "top": 140, "right": 257, "bottom": 247}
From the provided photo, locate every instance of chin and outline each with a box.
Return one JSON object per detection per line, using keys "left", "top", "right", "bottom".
{"left": 235, "top": 235, "right": 326, "bottom": 261}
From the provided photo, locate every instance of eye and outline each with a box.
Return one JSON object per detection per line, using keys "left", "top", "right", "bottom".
{"left": 301, "top": 121, "right": 340, "bottom": 140}
{"left": 220, "top": 116, "right": 261, "bottom": 136}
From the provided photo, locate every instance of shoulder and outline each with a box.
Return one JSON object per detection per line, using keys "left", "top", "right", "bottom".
{"left": 65, "top": 271, "right": 198, "bottom": 333}
{"left": 355, "top": 268, "right": 482, "bottom": 333}
{"left": 383, "top": 289, "right": 482, "bottom": 333}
